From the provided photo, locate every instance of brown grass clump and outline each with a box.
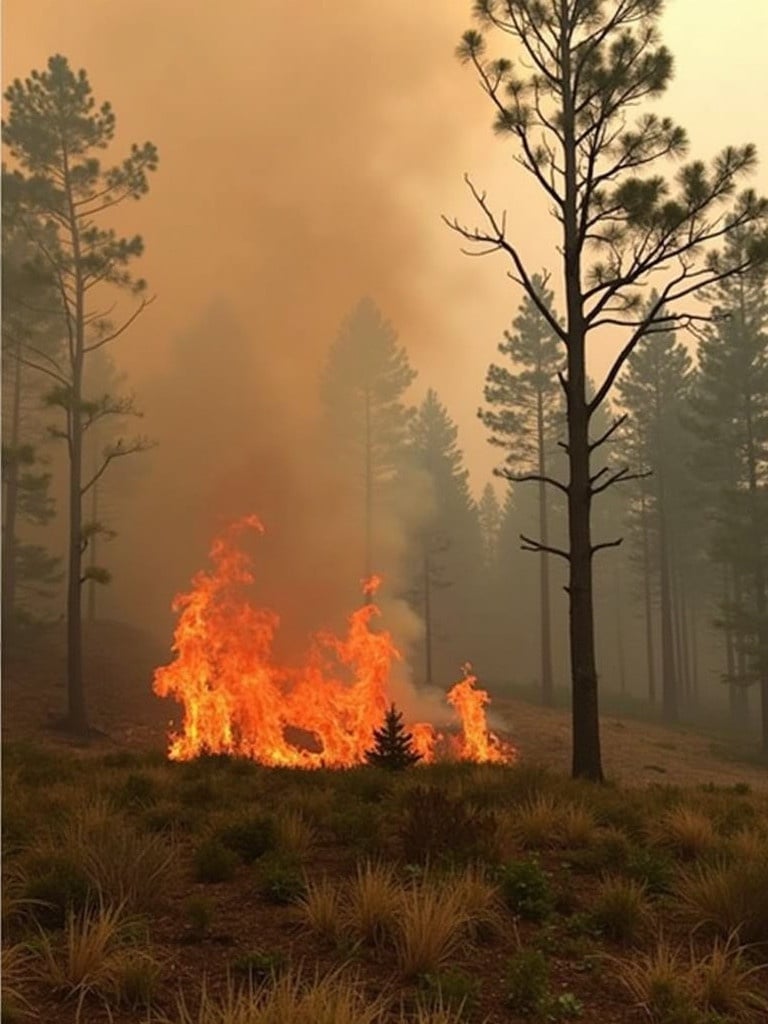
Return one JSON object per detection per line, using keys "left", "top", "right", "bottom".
{"left": 676, "top": 858, "right": 768, "bottom": 943}
{"left": 35, "top": 899, "right": 160, "bottom": 1016}
{"left": 513, "top": 795, "right": 565, "bottom": 849}
{"left": 559, "top": 804, "right": 599, "bottom": 848}
{"left": 651, "top": 806, "right": 717, "bottom": 860}
{"left": 1, "top": 942, "right": 35, "bottom": 1018}
{"left": 395, "top": 882, "right": 468, "bottom": 979}
{"left": 693, "top": 934, "right": 768, "bottom": 1023}
{"left": 162, "top": 968, "right": 387, "bottom": 1024}
{"left": 296, "top": 876, "right": 345, "bottom": 944}
{"left": 345, "top": 861, "right": 401, "bottom": 945}
{"left": 445, "top": 863, "right": 504, "bottom": 941}
{"left": 591, "top": 876, "right": 651, "bottom": 944}
{"left": 612, "top": 938, "right": 697, "bottom": 1023}
{"left": 275, "top": 811, "right": 316, "bottom": 861}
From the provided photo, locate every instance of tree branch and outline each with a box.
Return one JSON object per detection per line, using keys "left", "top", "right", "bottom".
{"left": 520, "top": 533, "right": 571, "bottom": 561}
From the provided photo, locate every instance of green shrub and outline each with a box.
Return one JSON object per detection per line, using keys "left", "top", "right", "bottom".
{"left": 184, "top": 896, "right": 213, "bottom": 939}
{"left": 232, "top": 949, "right": 288, "bottom": 983}
{"left": 624, "top": 846, "right": 674, "bottom": 895}
{"left": 24, "top": 854, "right": 94, "bottom": 928}
{"left": 499, "top": 858, "right": 554, "bottom": 921}
{"left": 257, "top": 855, "right": 304, "bottom": 905}
{"left": 418, "top": 969, "right": 480, "bottom": 1015}
{"left": 394, "top": 786, "right": 499, "bottom": 865}
{"left": 193, "top": 839, "right": 237, "bottom": 883}
{"left": 505, "top": 949, "right": 550, "bottom": 1014}
{"left": 115, "top": 773, "right": 159, "bottom": 809}
{"left": 216, "top": 815, "right": 275, "bottom": 864}
{"left": 328, "top": 804, "right": 381, "bottom": 853}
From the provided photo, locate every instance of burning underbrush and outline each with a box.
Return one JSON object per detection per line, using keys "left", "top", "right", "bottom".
{"left": 153, "top": 516, "right": 515, "bottom": 767}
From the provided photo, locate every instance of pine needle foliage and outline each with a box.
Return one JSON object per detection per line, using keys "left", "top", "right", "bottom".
{"left": 365, "top": 704, "right": 422, "bottom": 772}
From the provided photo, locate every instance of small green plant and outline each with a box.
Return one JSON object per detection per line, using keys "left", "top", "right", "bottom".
{"left": 547, "top": 992, "right": 584, "bottom": 1020}
{"left": 23, "top": 854, "right": 94, "bottom": 928}
{"left": 624, "top": 846, "right": 674, "bottom": 895}
{"left": 216, "top": 815, "right": 275, "bottom": 864}
{"left": 418, "top": 969, "right": 480, "bottom": 1015}
{"left": 232, "top": 949, "right": 288, "bottom": 984}
{"left": 499, "top": 858, "right": 554, "bottom": 921}
{"left": 115, "top": 773, "right": 159, "bottom": 810}
{"left": 257, "top": 855, "right": 304, "bottom": 905}
{"left": 192, "top": 838, "right": 237, "bottom": 883}
{"left": 505, "top": 949, "right": 550, "bottom": 1014}
{"left": 365, "top": 704, "right": 423, "bottom": 771}
{"left": 184, "top": 895, "right": 213, "bottom": 939}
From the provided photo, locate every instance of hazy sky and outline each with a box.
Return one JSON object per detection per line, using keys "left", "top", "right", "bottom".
{"left": 3, "top": 1, "right": 768, "bottom": 635}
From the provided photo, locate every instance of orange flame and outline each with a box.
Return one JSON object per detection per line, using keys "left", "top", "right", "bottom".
{"left": 153, "top": 518, "right": 515, "bottom": 766}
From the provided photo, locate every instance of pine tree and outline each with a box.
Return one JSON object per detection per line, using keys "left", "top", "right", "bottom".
{"left": 321, "top": 297, "right": 416, "bottom": 579}
{"left": 3, "top": 55, "right": 158, "bottom": 732}
{"left": 1, "top": 192, "right": 63, "bottom": 628}
{"left": 365, "top": 704, "right": 422, "bottom": 770}
{"left": 479, "top": 274, "right": 564, "bottom": 705}
{"left": 450, "top": 0, "right": 767, "bottom": 781}
{"left": 616, "top": 297, "right": 694, "bottom": 722}
{"left": 406, "top": 389, "right": 482, "bottom": 684}
{"left": 478, "top": 482, "right": 502, "bottom": 571}
{"left": 687, "top": 227, "right": 768, "bottom": 749}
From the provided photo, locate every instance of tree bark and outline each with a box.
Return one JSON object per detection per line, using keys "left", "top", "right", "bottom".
{"left": 423, "top": 549, "right": 433, "bottom": 687}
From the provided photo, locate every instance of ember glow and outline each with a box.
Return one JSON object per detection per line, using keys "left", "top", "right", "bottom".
{"left": 153, "top": 517, "right": 515, "bottom": 766}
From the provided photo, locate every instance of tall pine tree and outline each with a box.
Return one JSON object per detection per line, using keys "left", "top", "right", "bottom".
{"left": 321, "top": 298, "right": 416, "bottom": 580}
{"left": 480, "top": 274, "right": 564, "bottom": 705}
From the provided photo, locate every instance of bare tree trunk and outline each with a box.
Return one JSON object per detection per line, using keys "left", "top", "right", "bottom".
{"left": 563, "top": 28, "right": 603, "bottom": 781}
{"left": 537, "top": 389, "right": 554, "bottom": 706}
{"left": 2, "top": 342, "right": 23, "bottom": 626}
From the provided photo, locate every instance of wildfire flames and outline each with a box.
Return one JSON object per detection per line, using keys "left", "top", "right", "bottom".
{"left": 153, "top": 516, "right": 515, "bottom": 767}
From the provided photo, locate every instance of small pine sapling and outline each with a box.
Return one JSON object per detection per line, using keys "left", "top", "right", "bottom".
{"left": 365, "top": 704, "right": 422, "bottom": 771}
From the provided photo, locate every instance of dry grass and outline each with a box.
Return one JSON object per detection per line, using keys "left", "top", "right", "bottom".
{"left": 296, "top": 876, "right": 345, "bottom": 943}
{"left": 612, "top": 938, "right": 696, "bottom": 1023}
{"left": 34, "top": 899, "right": 159, "bottom": 1017}
{"left": 559, "top": 804, "right": 598, "bottom": 847}
{"left": 162, "top": 968, "right": 387, "bottom": 1024}
{"left": 676, "top": 857, "right": 768, "bottom": 943}
{"left": 394, "top": 882, "right": 468, "bottom": 980}
{"left": 651, "top": 806, "right": 717, "bottom": 860}
{"left": 345, "top": 861, "right": 401, "bottom": 945}
{"left": 693, "top": 934, "right": 768, "bottom": 1023}
{"left": 444, "top": 863, "right": 504, "bottom": 941}
{"left": 1, "top": 942, "right": 35, "bottom": 1017}
{"left": 591, "top": 876, "right": 651, "bottom": 944}
{"left": 513, "top": 795, "right": 564, "bottom": 849}
{"left": 275, "top": 811, "right": 316, "bottom": 861}
{"left": 727, "top": 828, "right": 768, "bottom": 863}
{"left": 403, "top": 998, "right": 481, "bottom": 1024}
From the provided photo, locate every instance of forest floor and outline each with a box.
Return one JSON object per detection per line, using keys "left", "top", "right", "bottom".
{"left": 3, "top": 619, "right": 766, "bottom": 792}
{"left": 3, "top": 623, "right": 768, "bottom": 1024}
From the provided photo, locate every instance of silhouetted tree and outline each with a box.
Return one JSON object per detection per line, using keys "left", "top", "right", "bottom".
{"left": 321, "top": 298, "right": 416, "bottom": 580}
{"left": 480, "top": 274, "right": 564, "bottom": 705}
{"left": 1, "top": 195, "right": 62, "bottom": 626}
{"left": 616, "top": 299, "right": 693, "bottom": 722}
{"left": 449, "top": 1, "right": 768, "bottom": 780}
{"left": 365, "top": 703, "right": 422, "bottom": 770}
{"left": 407, "top": 389, "right": 481, "bottom": 683}
{"left": 687, "top": 227, "right": 768, "bottom": 749}
{"left": 3, "top": 55, "right": 158, "bottom": 732}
